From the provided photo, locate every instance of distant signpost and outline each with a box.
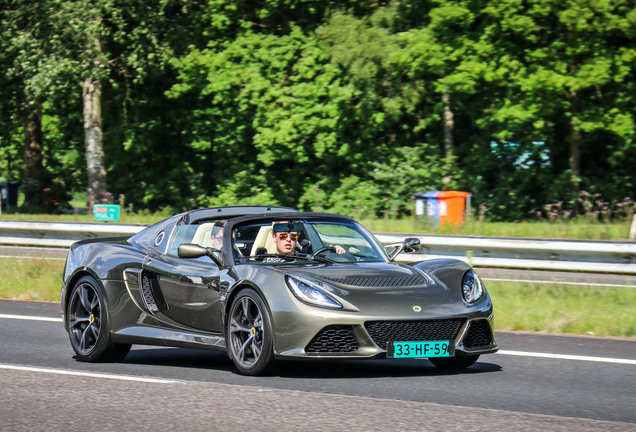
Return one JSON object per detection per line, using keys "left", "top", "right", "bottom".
{"left": 93, "top": 204, "right": 121, "bottom": 222}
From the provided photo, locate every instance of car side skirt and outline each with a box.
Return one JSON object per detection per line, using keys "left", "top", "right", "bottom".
{"left": 113, "top": 326, "right": 227, "bottom": 351}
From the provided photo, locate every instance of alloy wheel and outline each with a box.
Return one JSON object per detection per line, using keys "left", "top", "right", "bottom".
{"left": 68, "top": 282, "right": 102, "bottom": 354}
{"left": 229, "top": 295, "right": 265, "bottom": 368}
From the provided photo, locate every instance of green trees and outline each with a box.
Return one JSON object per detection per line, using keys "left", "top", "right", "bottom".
{"left": 0, "top": 0, "right": 633, "bottom": 220}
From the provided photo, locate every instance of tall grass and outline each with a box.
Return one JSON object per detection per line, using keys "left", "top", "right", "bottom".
{"left": 361, "top": 217, "right": 633, "bottom": 240}
{"left": 0, "top": 258, "right": 64, "bottom": 302}
{"left": 487, "top": 280, "right": 636, "bottom": 338}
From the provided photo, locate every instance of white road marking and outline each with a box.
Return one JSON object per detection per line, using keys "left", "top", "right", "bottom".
{"left": 0, "top": 314, "right": 62, "bottom": 323}
{"left": 0, "top": 364, "right": 179, "bottom": 384}
{"left": 482, "top": 277, "right": 634, "bottom": 288}
{"left": 497, "top": 350, "right": 636, "bottom": 365}
{"left": 2, "top": 313, "right": 634, "bottom": 366}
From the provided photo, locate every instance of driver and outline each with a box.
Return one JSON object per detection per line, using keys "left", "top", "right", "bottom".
{"left": 266, "top": 222, "right": 345, "bottom": 262}
{"left": 273, "top": 229, "right": 299, "bottom": 255}
{"left": 263, "top": 227, "right": 300, "bottom": 262}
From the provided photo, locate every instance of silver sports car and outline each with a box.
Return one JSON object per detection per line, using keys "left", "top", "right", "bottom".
{"left": 61, "top": 206, "right": 498, "bottom": 375}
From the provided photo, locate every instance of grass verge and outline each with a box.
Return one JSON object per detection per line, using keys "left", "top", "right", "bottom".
{"left": 361, "top": 218, "right": 634, "bottom": 240}
{"left": 487, "top": 280, "right": 636, "bottom": 338}
{"left": 1, "top": 257, "right": 634, "bottom": 338}
{"left": 0, "top": 258, "right": 64, "bottom": 302}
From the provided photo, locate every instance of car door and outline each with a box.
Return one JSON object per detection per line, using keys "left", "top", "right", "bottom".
{"left": 142, "top": 252, "right": 223, "bottom": 333}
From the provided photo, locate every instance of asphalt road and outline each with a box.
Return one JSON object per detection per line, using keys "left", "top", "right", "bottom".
{"left": 1, "top": 300, "right": 635, "bottom": 431}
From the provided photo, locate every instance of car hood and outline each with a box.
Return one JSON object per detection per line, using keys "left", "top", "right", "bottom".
{"left": 284, "top": 262, "right": 470, "bottom": 316}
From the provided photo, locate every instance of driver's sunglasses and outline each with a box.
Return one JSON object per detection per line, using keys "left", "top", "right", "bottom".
{"left": 277, "top": 233, "right": 298, "bottom": 241}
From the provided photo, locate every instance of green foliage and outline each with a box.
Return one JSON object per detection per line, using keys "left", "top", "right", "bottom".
{"left": 1, "top": 0, "right": 635, "bottom": 220}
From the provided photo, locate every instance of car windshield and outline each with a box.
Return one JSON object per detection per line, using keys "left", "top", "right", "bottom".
{"left": 232, "top": 218, "right": 389, "bottom": 264}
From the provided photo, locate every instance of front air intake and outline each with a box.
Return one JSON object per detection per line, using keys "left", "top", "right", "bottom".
{"left": 462, "top": 319, "right": 493, "bottom": 349}
{"left": 305, "top": 326, "right": 358, "bottom": 353}
{"left": 365, "top": 319, "right": 465, "bottom": 348}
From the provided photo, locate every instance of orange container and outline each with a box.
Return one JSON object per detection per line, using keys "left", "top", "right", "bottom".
{"left": 436, "top": 191, "right": 471, "bottom": 227}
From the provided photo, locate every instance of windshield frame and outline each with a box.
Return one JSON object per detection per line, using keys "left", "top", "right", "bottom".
{"left": 225, "top": 213, "right": 390, "bottom": 267}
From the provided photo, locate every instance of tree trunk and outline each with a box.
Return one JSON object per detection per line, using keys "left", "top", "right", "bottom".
{"left": 83, "top": 77, "right": 108, "bottom": 209}
{"left": 442, "top": 92, "right": 454, "bottom": 157}
{"left": 568, "top": 117, "right": 582, "bottom": 193}
{"left": 566, "top": 64, "right": 582, "bottom": 194}
{"left": 23, "top": 102, "right": 43, "bottom": 209}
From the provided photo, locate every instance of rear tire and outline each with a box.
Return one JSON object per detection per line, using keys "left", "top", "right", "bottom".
{"left": 226, "top": 288, "right": 274, "bottom": 376}
{"left": 429, "top": 355, "right": 479, "bottom": 369}
{"left": 66, "top": 275, "right": 131, "bottom": 362}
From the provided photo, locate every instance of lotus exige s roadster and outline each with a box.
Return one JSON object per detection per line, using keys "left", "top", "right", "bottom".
{"left": 61, "top": 206, "right": 498, "bottom": 375}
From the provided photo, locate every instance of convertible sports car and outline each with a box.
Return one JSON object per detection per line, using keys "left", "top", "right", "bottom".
{"left": 61, "top": 206, "right": 498, "bottom": 375}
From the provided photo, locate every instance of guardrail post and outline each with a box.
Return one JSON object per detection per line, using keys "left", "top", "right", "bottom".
{"left": 630, "top": 215, "right": 636, "bottom": 241}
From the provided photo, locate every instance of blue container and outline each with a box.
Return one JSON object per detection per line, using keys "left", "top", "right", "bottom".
{"left": 0, "top": 182, "right": 19, "bottom": 209}
{"left": 413, "top": 190, "right": 471, "bottom": 229}
{"left": 413, "top": 191, "right": 441, "bottom": 228}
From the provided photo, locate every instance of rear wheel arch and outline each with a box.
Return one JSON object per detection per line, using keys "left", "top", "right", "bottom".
{"left": 65, "top": 274, "right": 131, "bottom": 362}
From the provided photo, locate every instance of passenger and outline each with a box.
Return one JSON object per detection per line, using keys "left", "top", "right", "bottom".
{"left": 210, "top": 219, "right": 227, "bottom": 250}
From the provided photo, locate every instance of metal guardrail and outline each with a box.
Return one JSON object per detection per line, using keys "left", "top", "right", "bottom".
{"left": 0, "top": 220, "right": 635, "bottom": 274}
{"left": 0, "top": 221, "right": 143, "bottom": 248}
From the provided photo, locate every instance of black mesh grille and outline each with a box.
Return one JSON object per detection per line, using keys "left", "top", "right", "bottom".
{"left": 365, "top": 319, "right": 465, "bottom": 347}
{"left": 322, "top": 273, "right": 428, "bottom": 287}
{"left": 141, "top": 274, "right": 159, "bottom": 314}
{"left": 305, "top": 326, "right": 358, "bottom": 353}
{"left": 462, "top": 320, "right": 493, "bottom": 349}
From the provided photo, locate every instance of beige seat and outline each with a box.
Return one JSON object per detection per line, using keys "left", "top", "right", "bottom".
{"left": 191, "top": 223, "right": 216, "bottom": 248}
{"left": 250, "top": 225, "right": 276, "bottom": 255}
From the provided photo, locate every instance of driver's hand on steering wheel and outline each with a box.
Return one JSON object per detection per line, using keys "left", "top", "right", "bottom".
{"left": 332, "top": 245, "right": 346, "bottom": 254}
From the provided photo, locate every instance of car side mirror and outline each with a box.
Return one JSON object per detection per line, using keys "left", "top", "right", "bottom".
{"left": 403, "top": 237, "right": 421, "bottom": 253}
{"left": 387, "top": 237, "right": 421, "bottom": 261}
{"left": 178, "top": 243, "right": 223, "bottom": 267}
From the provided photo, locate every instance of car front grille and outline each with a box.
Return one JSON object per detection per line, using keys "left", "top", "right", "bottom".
{"left": 462, "top": 319, "right": 493, "bottom": 349}
{"left": 365, "top": 319, "right": 465, "bottom": 348}
{"left": 305, "top": 326, "right": 359, "bottom": 353}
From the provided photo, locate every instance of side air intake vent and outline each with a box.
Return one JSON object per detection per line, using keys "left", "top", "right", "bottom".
{"left": 141, "top": 273, "right": 160, "bottom": 314}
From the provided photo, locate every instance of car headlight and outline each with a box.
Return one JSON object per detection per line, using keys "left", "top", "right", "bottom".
{"left": 285, "top": 276, "right": 342, "bottom": 309}
{"left": 461, "top": 269, "right": 484, "bottom": 304}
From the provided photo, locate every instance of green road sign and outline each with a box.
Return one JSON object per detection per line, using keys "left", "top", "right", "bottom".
{"left": 93, "top": 204, "right": 121, "bottom": 221}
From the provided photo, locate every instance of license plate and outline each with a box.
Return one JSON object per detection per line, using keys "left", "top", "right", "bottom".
{"left": 387, "top": 341, "right": 454, "bottom": 358}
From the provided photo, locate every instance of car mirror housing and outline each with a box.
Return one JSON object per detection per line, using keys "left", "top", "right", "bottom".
{"left": 403, "top": 237, "right": 421, "bottom": 253}
{"left": 178, "top": 243, "right": 223, "bottom": 267}
{"left": 387, "top": 237, "right": 421, "bottom": 261}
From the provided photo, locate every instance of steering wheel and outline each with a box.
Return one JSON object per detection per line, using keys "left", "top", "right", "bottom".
{"left": 312, "top": 246, "right": 336, "bottom": 256}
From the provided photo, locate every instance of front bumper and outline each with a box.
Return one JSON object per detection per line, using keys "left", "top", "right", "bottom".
{"left": 273, "top": 303, "right": 498, "bottom": 360}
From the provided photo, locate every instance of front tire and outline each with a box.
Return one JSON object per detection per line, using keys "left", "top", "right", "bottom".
{"left": 429, "top": 354, "right": 480, "bottom": 369}
{"left": 226, "top": 288, "right": 274, "bottom": 376}
{"left": 66, "top": 275, "right": 131, "bottom": 362}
